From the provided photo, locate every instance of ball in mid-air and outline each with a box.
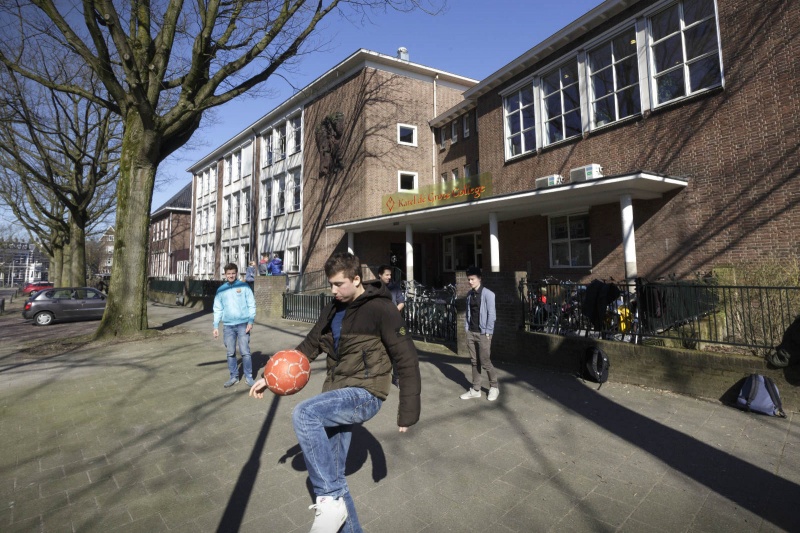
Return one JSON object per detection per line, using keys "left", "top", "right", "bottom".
{"left": 264, "top": 350, "right": 311, "bottom": 395}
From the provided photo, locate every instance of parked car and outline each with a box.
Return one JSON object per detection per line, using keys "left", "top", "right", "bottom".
{"left": 21, "top": 281, "right": 54, "bottom": 296}
{"left": 22, "top": 287, "right": 106, "bottom": 326}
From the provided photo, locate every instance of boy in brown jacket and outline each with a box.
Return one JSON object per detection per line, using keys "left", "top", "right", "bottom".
{"left": 250, "top": 253, "right": 421, "bottom": 533}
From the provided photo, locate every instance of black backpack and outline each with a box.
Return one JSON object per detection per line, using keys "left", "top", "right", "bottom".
{"left": 580, "top": 346, "right": 609, "bottom": 389}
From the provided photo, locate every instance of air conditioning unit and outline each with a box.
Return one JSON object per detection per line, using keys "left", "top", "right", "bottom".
{"left": 535, "top": 174, "right": 564, "bottom": 189}
{"left": 569, "top": 164, "right": 603, "bottom": 182}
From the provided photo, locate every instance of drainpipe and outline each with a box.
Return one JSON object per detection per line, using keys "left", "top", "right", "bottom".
{"left": 489, "top": 212, "right": 500, "bottom": 272}
{"left": 432, "top": 74, "right": 438, "bottom": 186}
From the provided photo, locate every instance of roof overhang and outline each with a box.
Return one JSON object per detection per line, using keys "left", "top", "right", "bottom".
{"left": 328, "top": 171, "right": 687, "bottom": 234}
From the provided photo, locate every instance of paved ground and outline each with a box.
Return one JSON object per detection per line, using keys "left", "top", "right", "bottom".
{"left": 1, "top": 300, "right": 799, "bottom": 532}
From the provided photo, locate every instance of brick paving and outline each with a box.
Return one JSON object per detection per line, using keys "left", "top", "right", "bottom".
{"left": 0, "top": 301, "right": 798, "bottom": 532}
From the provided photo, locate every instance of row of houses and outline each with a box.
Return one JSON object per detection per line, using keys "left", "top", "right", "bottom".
{"left": 149, "top": 0, "right": 799, "bottom": 289}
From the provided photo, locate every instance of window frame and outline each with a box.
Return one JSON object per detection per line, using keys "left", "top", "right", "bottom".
{"left": 286, "top": 246, "right": 300, "bottom": 273}
{"left": 261, "top": 179, "right": 272, "bottom": 219}
{"left": 276, "top": 175, "right": 286, "bottom": 216}
{"left": 291, "top": 116, "right": 302, "bottom": 154}
{"left": 397, "top": 123, "right": 418, "bottom": 147}
{"left": 451, "top": 120, "right": 458, "bottom": 143}
{"left": 442, "top": 232, "right": 482, "bottom": 272}
{"left": 503, "top": 83, "right": 536, "bottom": 159}
{"left": 290, "top": 169, "right": 301, "bottom": 212}
{"left": 587, "top": 25, "right": 641, "bottom": 128}
{"left": 439, "top": 127, "right": 446, "bottom": 149}
{"left": 397, "top": 171, "right": 418, "bottom": 193}
{"left": 548, "top": 212, "right": 592, "bottom": 268}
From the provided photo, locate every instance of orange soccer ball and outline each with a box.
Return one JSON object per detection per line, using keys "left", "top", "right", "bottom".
{"left": 263, "top": 349, "right": 311, "bottom": 396}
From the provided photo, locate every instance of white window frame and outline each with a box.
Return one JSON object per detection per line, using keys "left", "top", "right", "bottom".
{"left": 209, "top": 165, "right": 216, "bottom": 193}
{"left": 223, "top": 195, "right": 231, "bottom": 229}
{"left": 264, "top": 130, "right": 274, "bottom": 167}
{"left": 224, "top": 156, "right": 231, "bottom": 184}
{"left": 232, "top": 192, "right": 240, "bottom": 226}
{"left": 451, "top": 121, "right": 458, "bottom": 143}
{"left": 397, "top": 123, "right": 417, "bottom": 147}
{"left": 276, "top": 175, "right": 286, "bottom": 216}
{"left": 503, "top": 82, "right": 536, "bottom": 159}
{"left": 277, "top": 125, "right": 287, "bottom": 160}
{"left": 548, "top": 212, "right": 591, "bottom": 268}
{"left": 439, "top": 127, "right": 446, "bottom": 149}
{"left": 290, "top": 169, "right": 301, "bottom": 212}
{"left": 291, "top": 116, "right": 302, "bottom": 154}
{"left": 261, "top": 179, "right": 272, "bottom": 219}
{"left": 541, "top": 58, "right": 582, "bottom": 147}
{"left": 209, "top": 204, "right": 216, "bottom": 233}
{"left": 397, "top": 171, "right": 418, "bottom": 193}
{"left": 587, "top": 26, "right": 641, "bottom": 128}
{"left": 463, "top": 113, "right": 470, "bottom": 138}
{"left": 286, "top": 246, "right": 300, "bottom": 273}
{"left": 451, "top": 168, "right": 459, "bottom": 181}
{"left": 242, "top": 188, "right": 250, "bottom": 224}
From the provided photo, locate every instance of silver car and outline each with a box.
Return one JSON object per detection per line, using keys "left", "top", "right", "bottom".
{"left": 22, "top": 287, "right": 106, "bottom": 326}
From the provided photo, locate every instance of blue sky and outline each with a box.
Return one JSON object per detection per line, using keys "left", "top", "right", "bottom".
{"left": 152, "top": 0, "right": 603, "bottom": 209}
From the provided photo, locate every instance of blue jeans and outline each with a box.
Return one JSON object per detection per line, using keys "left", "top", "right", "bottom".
{"left": 223, "top": 323, "right": 252, "bottom": 381}
{"left": 292, "top": 387, "right": 383, "bottom": 533}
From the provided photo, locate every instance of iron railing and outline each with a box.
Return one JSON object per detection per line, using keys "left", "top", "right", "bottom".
{"left": 402, "top": 283, "right": 457, "bottom": 344}
{"left": 519, "top": 277, "right": 800, "bottom": 354}
{"left": 149, "top": 278, "right": 184, "bottom": 294}
{"left": 283, "top": 292, "right": 333, "bottom": 323}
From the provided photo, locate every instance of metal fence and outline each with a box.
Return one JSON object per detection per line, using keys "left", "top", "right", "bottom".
{"left": 519, "top": 277, "right": 800, "bottom": 354}
{"left": 402, "top": 284, "right": 457, "bottom": 344}
{"left": 149, "top": 278, "right": 184, "bottom": 294}
{"left": 283, "top": 293, "right": 333, "bottom": 323}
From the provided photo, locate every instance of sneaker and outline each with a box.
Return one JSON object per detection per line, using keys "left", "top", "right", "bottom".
{"left": 245, "top": 377, "right": 256, "bottom": 387}
{"left": 487, "top": 387, "right": 500, "bottom": 402}
{"left": 460, "top": 388, "right": 481, "bottom": 400}
{"left": 223, "top": 377, "right": 239, "bottom": 388}
{"left": 308, "top": 496, "right": 347, "bottom": 533}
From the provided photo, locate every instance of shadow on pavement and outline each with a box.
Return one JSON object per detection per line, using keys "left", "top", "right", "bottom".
{"left": 515, "top": 371, "right": 800, "bottom": 531}
{"left": 152, "top": 309, "right": 212, "bottom": 330}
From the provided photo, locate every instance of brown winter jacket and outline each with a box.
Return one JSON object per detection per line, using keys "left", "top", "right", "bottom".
{"left": 295, "top": 280, "right": 421, "bottom": 428}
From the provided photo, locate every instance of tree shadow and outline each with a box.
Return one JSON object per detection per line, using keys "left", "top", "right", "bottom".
{"left": 151, "top": 308, "right": 211, "bottom": 330}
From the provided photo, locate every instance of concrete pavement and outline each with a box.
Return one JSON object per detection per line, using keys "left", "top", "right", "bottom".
{"left": 0, "top": 302, "right": 798, "bottom": 532}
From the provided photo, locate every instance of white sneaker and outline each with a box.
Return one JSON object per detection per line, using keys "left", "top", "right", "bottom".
{"left": 460, "top": 388, "right": 481, "bottom": 399}
{"left": 487, "top": 387, "right": 500, "bottom": 402}
{"left": 308, "top": 496, "right": 347, "bottom": 533}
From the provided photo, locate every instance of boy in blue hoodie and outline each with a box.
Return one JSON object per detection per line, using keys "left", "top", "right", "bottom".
{"left": 213, "top": 263, "right": 257, "bottom": 388}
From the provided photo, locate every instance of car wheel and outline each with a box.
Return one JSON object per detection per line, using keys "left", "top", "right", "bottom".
{"left": 34, "top": 311, "right": 54, "bottom": 326}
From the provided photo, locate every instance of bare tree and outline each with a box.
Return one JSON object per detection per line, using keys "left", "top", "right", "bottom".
{"left": 0, "top": 0, "right": 443, "bottom": 338}
{"left": 0, "top": 67, "right": 119, "bottom": 287}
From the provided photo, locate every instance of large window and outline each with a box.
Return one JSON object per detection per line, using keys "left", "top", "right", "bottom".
{"left": 264, "top": 131, "right": 273, "bottom": 166}
{"left": 276, "top": 176, "right": 286, "bottom": 215}
{"left": 286, "top": 246, "right": 300, "bottom": 273}
{"left": 504, "top": 85, "right": 535, "bottom": 157}
{"left": 542, "top": 60, "right": 581, "bottom": 145}
{"left": 650, "top": 0, "right": 721, "bottom": 105}
{"left": 439, "top": 127, "right": 446, "bottom": 149}
{"left": 589, "top": 27, "right": 640, "bottom": 127}
{"left": 232, "top": 192, "right": 240, "bottom": 226}
{"left": 463, "top": 113, "right": 470, "bottom": 138}
{"left": 443, "top": 233, "right": 482, "bottom": 272}
{"left": 224, "top": 156, "right": 231, "bottom": 185}
{"left": 451, "top": 121, "right": 458, "bottom": 143}
{"left": 397, "top": 124, "right": 417, "bottom": 146}
{"left": 290, "top": 169, "right": 301, "bottom": 212}
{"left": 261, "top": 179, "right": 272, "bottom": 219}
{"left": 241, "top": 188, "right": 250, "bottom": 224}
{"left": 291, "top": 117, "right": 302, "bottom": 154}
{"left": 549, "top": 214, "right": 591, "bottom": 268}
{"left": 277, "top": 125, "right": 287, "bottom": 161}
{"left": 223, "top": 195, "right": 231, "bottom": 228}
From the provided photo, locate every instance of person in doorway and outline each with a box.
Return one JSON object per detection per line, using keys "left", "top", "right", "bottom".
{"left": 378, "top": 264, "right": 405, "bottom": 388}
{"left": 460, "top": 266, "right": 499, "bottom": 401}
{"left": 213, "top": 263, "right": 257, "bottom": 388}
{"left": 245, "top": 260, "right": 257, "bottom": 289}
{"left": 268, "top": 252, "right": 283, "bottom": 275}
{"left": 249, "top": 252, "right": 421, "bottom": 533}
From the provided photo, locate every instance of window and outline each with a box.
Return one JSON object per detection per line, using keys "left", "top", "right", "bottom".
{"left": 549, "top": 213, "right": 591, "bottom": 267}
{"left": 233, "top": 150, "right": 241, "bottom": 181}
{"left": 463, "top": 113, "right": 470, "bottom": 138}
{"left": 241, "top": 142, "right": 253, "bottom": 178}
{"left": 264, "top": 131, "right": 273, "bottom": 166}
{"left": 223, "top": 195, "right": 231, "bottom": 228}
{"left": 440, "top": 171, "right": 447, "bottom": 183}
{"left": 207, "top": 244, "right": 214, "bottom": 275}
{"left": 209, "top": 205, "right": 215, "bottom": 233}
{"left": 242, "top": 244, "right": 249, "bottom": 266}
{"left": 542, "top": 59, "right": 582, "bottom": 145}
{"left": 209, "top": 166, "right": 216, "bottom": 192}
{"left": 194, "top": 247, "right": 200, "bottom": 274}
{"left": 397, "top": 124, "right": 417, "bottom": 146}
{"left": 443, "top": 233, "right": 482, "bottom": 272}
{"left": 224, "top": 156, "right": 231, "bottom": 184}
{"left": 451, "top": 168, "right": 459, "bottom": 181}
{"left": 277, "top": 125, "right": 286, "bottom": 160}
{"left": 276, "top": 176, "right": 286, "bottom": 215}
{"left": 398, "top": 171, "right": 417, "bottom": 192}
{"left": 261, "top": 179, "right": 272, "bottom": 219}
{"left": 650, "top": 0, "right": 721, "bottom": 106}
{"left": 242, "top": 188, "right": 250, "bottom": 224}
{"left": 439, "top": 127, "right": 446, "bottom": 149}
{"left": 451, "top": 121, "right": 458, "bottom": 143}
{"left": 290, "top": 169, "right": 301, "bottom": 212}
{"left": 196, "top": 177, "right": 202, "bottom": 202}
{"left": 589, "top": 27, "right": 640, "bottom": 127}
{"left": 232, "top": 192, "right": 240, "bottom": 226}
{"left": 464, "top": 164, "right": 470, "bottom": 178}
{"left": 291, "top": 116, "right": 302, "bottom": 154}
{"left": 202, "top": 210, "right": 208, "bottom": 234}
{"left": 504, "top": 85, "right": 535, "bottom": 158}
{"left": 286, "top": 246, "right": 300, "bottom": 273}
{"left": 223, "top": 246, "right": 230, "bottom": 266}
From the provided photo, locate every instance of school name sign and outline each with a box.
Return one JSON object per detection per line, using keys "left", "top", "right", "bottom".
{"left": 382, "top": 173, "right": 493, "bottom": 215}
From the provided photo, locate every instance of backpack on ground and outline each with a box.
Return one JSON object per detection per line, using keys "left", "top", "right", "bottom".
{"left": 579, "top": 346, "right": 609, "bottom": 389}
{"left": 736, "top": 374, "right": 786, "bottom": 417}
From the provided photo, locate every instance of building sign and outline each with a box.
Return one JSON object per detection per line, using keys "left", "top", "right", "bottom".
{"left": 382, "top": 173, "right": 493, "bottom": 215}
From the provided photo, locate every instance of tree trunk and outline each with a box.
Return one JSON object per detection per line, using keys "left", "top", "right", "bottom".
{"left": 69, "top": 217, "right": 87, "bottom": 286}
{"left": 50, "top": 246, "right": 63, "bottom": 286}
{"left": 95, "top": 112, "right": 158, "bottom": 338}
{"left": 60, "top": 242, "right": 72, "bottom": 286}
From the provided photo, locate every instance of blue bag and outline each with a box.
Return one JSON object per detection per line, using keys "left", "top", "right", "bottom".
{"left": 736, "top": 374, "right": 786, "bottom": 417}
